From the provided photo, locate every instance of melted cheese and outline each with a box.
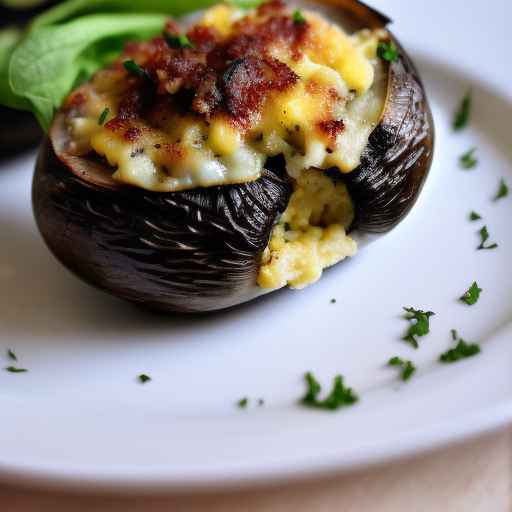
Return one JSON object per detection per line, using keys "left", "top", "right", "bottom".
{"left": 66, "top": 5, "right": 387, "bottom": 192}
{"left": 201, "top": 3, "right": 245, "bottom": 35}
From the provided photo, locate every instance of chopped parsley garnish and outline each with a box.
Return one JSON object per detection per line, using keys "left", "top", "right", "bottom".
{"left": 451, "top": 329, "right": 458, "bottom": 341}
{"left": 469, "top": 211, "right": 482, "bottom": 221}
{"left": 138, "top": 374, "right": 151, "bottom": 384}
{"left": 459, "top": 281, "right": 482, "bottom": 305}
{"left": 459, "top": 147, "right": 477, "bottom": 169}
{"left": 292, "top": 9, "right": 306, "bottom": 24}
{"left": 237, "top": 397, "right": 249, "bottom": 408}
{"left": 388, "top": 357, "right": 416, "bottom": 381}
{"left": 301, "top": 372, "right": 358, "bottom": 411}
{"left": 402, "top": 307, "right": 435, "bottom": 349}
{"left": 477, "top": 225, "right": 498, "bottom": 250}
{"left": 5, "top": 366, "right": 27, "bottom": 373}
{"left": 453, "top": 91, "right": 472, "bottom": 131}
{"left": 377, "top": 40, "right": 399, "bottom": 63}
{"left": 7, "top": 349, "right": 17, "bottom": 361}
{"left": 493, "top": 178, "right": 509, "bottom": 201}
{"left": 330, "top": 298, "right": 336, "bottom": 304}
{"left": 440, "top": 333, "right": 481, "bottom": 363}
{"left": 123, "top": 59, "right": 146, "bottom": 78}
{"left": 283, "top": 222, "right": 291, "bottom": 231}
{"left": 164, "top": 33, "right": 194, "bottom": 49}
{"left": 98, "top": 107, "right": 109, "bottom": 126}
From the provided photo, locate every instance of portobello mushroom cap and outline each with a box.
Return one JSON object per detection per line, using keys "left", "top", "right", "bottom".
{"left": 32, "top": 0, "right": 434, "bottom": 313}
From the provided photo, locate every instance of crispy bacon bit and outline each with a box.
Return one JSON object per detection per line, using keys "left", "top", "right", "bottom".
{"left": 123, "top": 37, "right": 170, "bottom": 69}
{"left": 104, "top": 118, "right": 129, "bottom": 133}
{"left": 104, "top": 117, "right": 143, "bottom": 142}
{"left": 222, "top": 58, "right": 263, "bottom": 122}
{"left": 317, "top": 119, "right": 345, "bottom": 142}
{"left": 192, "top": 73, "right": 222, "bottom": 115}
{"left": 256, "top": 0, "right": 286, "bottom": 16}
{"left": 305, "top": 81, "right": 342, "bottom": 103}
{"left": 103, "top": 1, "right": 312, "bottom": 130}
{"left": 140, "top": 44, "right": 223, "bottom": 116}
{"left": 222, "top": 57, "right": 298, "bottom": 127}
{"left": 124, "top": 126, "right": 142, "bottom": 141}
{"left": 228, "top": 15, "right": 310, "bottom": 62}
{"left": 265, "top": 58, "right": 299, "bottom": 91}
{"left": 187, "top": 25, "right": 219, "bottom": 53}
{"left": 64, "top": 91, "right": 87, "bottom": 109}
{"left": 118, "top": 88, "right": 148, "bottom": 120}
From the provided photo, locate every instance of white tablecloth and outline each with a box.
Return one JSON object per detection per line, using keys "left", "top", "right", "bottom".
{"left": 1, "top": 430, "right": 510, "bottom": 511}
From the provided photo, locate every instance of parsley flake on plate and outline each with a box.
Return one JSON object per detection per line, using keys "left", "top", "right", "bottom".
{"left": 493, "top": 178, "right": 509, "bottom": 201}
{"left": 5, "top": 366, "right": 27, "bottom": 373}
{"left": 388, "top": 357, "right": 416, "bottom": 381}
{"left": 7, "top": 348, "right": 17, "bottom": 361}
{"left": 477, "top": 225, "right": 498, "bottom": 250}
{"left": 237, "top": 397, "right": 249, "bottom": 408}
{"left": 377, "top": 40, "right": 399, "bottom": 62}
{"left": 301, "top": 372, "right": 358, "bottom": 411}
{"left": 138, "top": 374, "right": 151, "bottom": 384}
{"left": 402, "top": 307, "right": 435, "bottom": 349}
{"left": 440, "top": 333, "right": 481, "bottom": 363}
{"left": 459, "top": 281, "right": 482, "bottom": 305}
{"left": 469, "top": 211, "right": 482, "bottom": 221}
{"left": 453, "top": 90, "right": 472, "bottom": 131}
{"left": 459, "top": 147, "right": 477, "bottom": 169}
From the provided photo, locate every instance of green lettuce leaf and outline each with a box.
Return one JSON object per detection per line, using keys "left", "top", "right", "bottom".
{"left": 0, "top": 27, "right": 32, "bottom": 110}
{"left": 9, "top": 14, "right": 167, "bottom": 128}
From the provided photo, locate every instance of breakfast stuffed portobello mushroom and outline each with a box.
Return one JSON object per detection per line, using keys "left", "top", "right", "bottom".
{"left": 32, "top": 0, "right": 434, "bottom": 313}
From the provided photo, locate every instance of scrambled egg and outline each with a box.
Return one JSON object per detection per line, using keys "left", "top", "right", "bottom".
{"left": 258, "top": 170, "right": 357, "bottom": 289}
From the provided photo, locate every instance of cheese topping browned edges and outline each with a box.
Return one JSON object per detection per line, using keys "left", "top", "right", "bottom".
{"left": 62, "top": 0, "right": 388, "bottom": 290}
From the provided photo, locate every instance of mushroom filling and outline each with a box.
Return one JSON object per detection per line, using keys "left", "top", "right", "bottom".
{"left": 258, "top": 170, "right": 356, "bottom": 289}
{"left": 59, "top": 0, "right": 389, "bottom": 290}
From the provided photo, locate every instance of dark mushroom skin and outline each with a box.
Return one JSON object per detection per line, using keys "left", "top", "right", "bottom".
{"left": 344, "top": 36, "right": 434, "bottom": 233}
{"left": 34, "top": 142, "right": 292, "bottom": 313}
{"left": 32, "top": 0, "right": 434, "bottom": 313}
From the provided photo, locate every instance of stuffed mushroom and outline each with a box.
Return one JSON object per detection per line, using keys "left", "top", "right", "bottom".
{"left": 33, "top": 0, "right": 434, "bottom": 313}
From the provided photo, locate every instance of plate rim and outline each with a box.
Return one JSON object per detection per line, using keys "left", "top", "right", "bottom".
{"left": 0, "top": 399, "right": 510, "bottom": 493}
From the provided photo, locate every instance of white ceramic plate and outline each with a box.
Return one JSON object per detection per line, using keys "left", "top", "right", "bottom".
{"left": 0, "top": 0, "right": 511, "bottom": 492}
